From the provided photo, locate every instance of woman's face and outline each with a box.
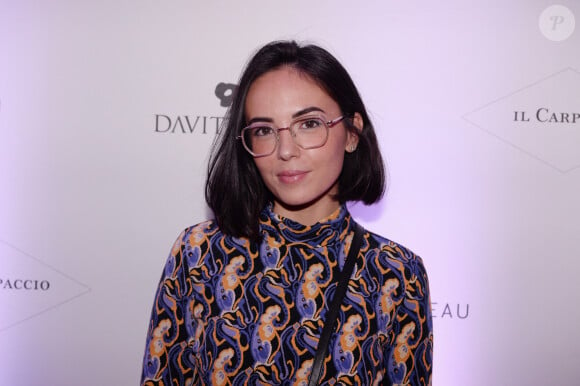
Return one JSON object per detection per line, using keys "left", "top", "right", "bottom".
{"left": 244, "top": 66, "right": 360, "bottom": 225}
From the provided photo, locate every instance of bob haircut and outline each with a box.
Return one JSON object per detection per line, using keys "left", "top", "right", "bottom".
{"left": 206, "top": 40, "right": 385, "bottom": 239}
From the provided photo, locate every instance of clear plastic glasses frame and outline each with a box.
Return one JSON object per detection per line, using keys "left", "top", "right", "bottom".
{"left": 237, "top": 115, "right": 345, "bottom": 157}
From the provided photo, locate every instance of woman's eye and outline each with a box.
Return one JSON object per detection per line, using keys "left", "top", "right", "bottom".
{"left": 299, "top": 119, "right": 323, "bottom": 130}
{"left": 252, "top": 126, "right": 275, "bottom": 137}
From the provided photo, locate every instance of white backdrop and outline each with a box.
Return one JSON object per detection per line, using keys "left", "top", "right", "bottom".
{"left": 1, "top": 1, "right": 579, "bottom": 385}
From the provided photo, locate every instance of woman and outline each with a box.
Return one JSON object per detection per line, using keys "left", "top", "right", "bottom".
{"left": 141, "top": 41, "right": 432, "bottom": 386}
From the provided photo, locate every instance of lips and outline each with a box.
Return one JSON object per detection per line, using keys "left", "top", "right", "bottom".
{"left": 276, "top": 170, "right": 309, "bottom": 184}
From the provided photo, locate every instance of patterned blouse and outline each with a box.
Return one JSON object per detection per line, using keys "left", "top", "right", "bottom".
{"left": 141, "top": 205, "right": 432, "bottom": 385}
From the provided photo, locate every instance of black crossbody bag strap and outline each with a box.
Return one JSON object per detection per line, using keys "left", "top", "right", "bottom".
{"left": 308, "top": 223, "right": 364, "bottom": 386}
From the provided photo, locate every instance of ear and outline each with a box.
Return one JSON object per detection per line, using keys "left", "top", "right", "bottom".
{"left": 345, "top": 112, "right": 363, "bottom": 153}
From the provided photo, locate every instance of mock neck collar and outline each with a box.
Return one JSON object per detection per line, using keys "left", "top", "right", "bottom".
{"left": 259, "top": 203, "right": 352, "bottom": 247}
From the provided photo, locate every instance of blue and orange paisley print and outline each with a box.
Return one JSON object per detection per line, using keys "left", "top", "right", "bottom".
{"left": 141, "top": 205, "right": 432, "bottom": 385}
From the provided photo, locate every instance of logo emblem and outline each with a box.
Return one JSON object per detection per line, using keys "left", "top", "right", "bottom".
{"left": 539, "top": 5, "right": 576, "bottom": 41}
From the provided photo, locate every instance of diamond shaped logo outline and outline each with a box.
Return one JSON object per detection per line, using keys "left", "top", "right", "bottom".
{"left": 462, "top": 67, "right": 580, "bottom": 174}
{"left": 0, "top": 239, "right": 92, "bottom": 333}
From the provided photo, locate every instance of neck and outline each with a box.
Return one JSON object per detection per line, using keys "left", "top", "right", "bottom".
{"left": 272, "top": 199, "right": 341, "bottom": 226}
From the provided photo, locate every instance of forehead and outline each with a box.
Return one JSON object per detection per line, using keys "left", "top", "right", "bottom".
{"left": 244, "top": 66, "right": 337, "bottom": 119}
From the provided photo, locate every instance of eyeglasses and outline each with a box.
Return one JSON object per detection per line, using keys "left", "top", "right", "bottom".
{"left": 237, "top": 115, "right": 346, "bottom": 157}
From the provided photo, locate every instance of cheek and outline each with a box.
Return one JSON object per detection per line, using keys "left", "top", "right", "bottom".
{"left": 324, "top": 139, "right": 348, "bottom": 167}
{"left": 252, "top": 158, "right": 272, "bottom": 180}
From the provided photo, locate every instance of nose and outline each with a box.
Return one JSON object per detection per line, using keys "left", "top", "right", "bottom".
{"left": 276, "top": 128, "right": 299, "bottom": 160}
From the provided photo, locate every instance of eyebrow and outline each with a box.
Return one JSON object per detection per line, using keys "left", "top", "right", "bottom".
{"left": 246, "top": 106, "right": 325, "bottom": 125}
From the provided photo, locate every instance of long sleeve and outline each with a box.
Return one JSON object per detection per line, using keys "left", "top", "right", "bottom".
{"left": 383, "top": 255, "right": 433, "bottom": 386}
{"left": 141, "top": 230, "right": 197, "bottom": 386}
